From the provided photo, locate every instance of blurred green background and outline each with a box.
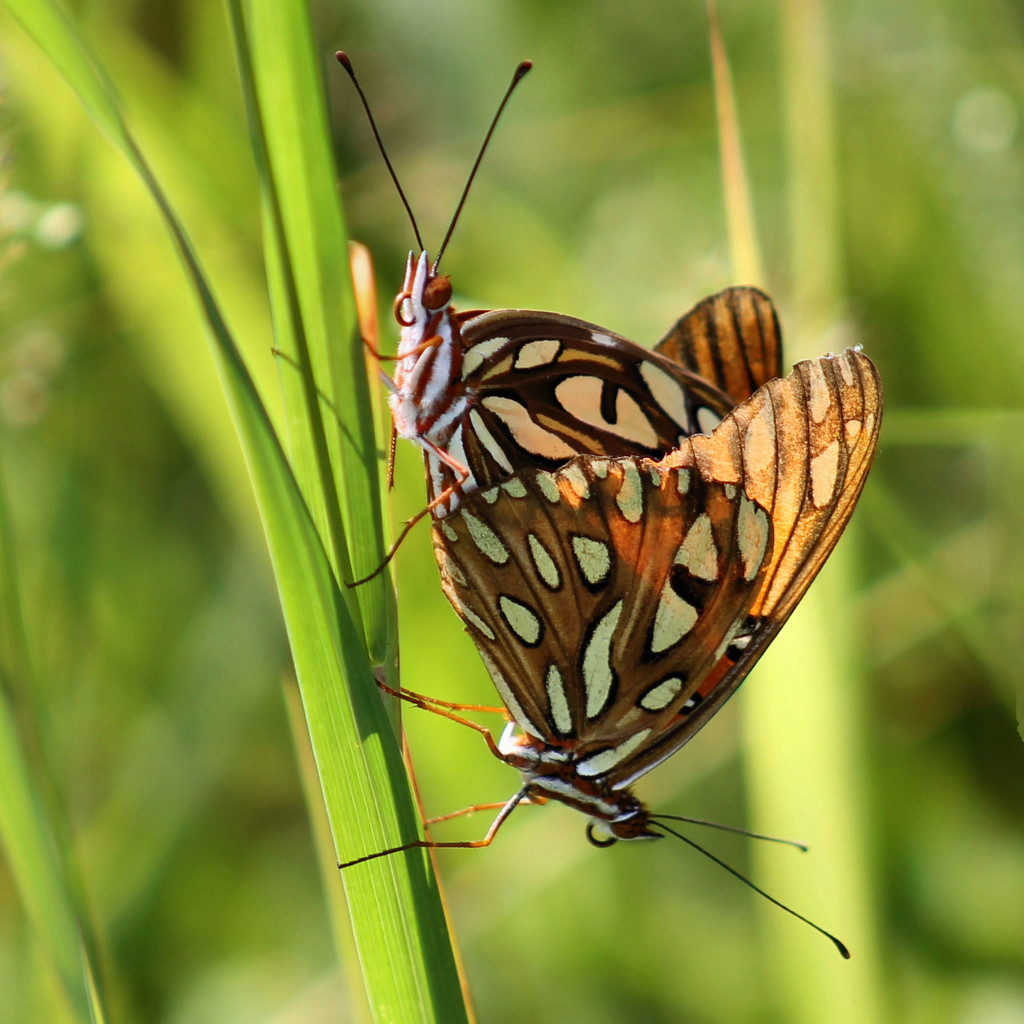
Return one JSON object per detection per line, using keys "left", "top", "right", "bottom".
{"left": 1, "top": 1, "right": 1023, "bottom": 1022}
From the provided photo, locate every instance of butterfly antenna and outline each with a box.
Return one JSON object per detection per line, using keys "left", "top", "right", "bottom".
{"left": 434, "top": 60, "right": 532, "bottom": 270}
{"left": 650, "top": 820, "right": 851, "bottom": 959}
{"left": 650, "top": 814, "right": 809, "bottom": 852}
{"left": 336, "top": 51, "right": 424, "bottom": 252}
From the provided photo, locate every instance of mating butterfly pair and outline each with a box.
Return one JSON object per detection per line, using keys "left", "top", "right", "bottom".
{"left": 340, "top": 54, "right": 880, "bottom": 954}
{"left": 374, "top": 243, "right": 881, "bottom": 842}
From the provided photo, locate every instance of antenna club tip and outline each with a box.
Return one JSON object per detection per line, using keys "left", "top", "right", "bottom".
{"left": 336, "top": 51, "right": 352, "bottom": 69}
{"left": 515, "top": 60, "right": 533, "bottom": 80}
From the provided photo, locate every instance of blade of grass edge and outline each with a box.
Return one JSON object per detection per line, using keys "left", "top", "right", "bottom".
{"left": 231, "top": 0, "right": 393, "bottom": 666}
{"left": 227, "top": 6, "right": 462, "bottom": 1016}
{"left": 0, "top": 457, "right": 90, "bottom": 1023}
{"left": 284, "top": 676, "right": 372, "bottom": 1024}
{"left": 0, "top": 2, "right": 469, "bottom": 1020}
{"left": 705, "top": 0, "right": 764, "bottom": 288}
{"left": 80, "top": 931, "right": 109, "bottom": 1024}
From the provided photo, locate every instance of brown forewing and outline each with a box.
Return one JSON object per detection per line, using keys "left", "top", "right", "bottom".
{"left": 432, "top": 458, "right": 772, "bottom": 752}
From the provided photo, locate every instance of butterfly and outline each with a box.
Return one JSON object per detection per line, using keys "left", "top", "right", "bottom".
{"left": 340, "top": 55, "right": 881, "bottom": 849}
{"left": 388, "top": 268, "right": 781, "bottom": 517}
{"left": 428, "top": 347, "right": 881, "bottom": 844}
{"left": 340, "top": 56, "right": 881, "bottom": 955}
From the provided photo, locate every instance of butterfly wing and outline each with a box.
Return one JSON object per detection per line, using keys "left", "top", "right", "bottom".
{"left": 607, "top": 346, "right": 882, "bottom": 783}
{"left": 654, "top": 286, "right": 782, "bottom": 406}
{"left": 432, "top": 459, "right": 773, "bottom": 747}
{"left": 426, "top": 310, "right": 737, "bottom": 510}
{"left": 432, "top": 347, "right": 880, "bottom": 785}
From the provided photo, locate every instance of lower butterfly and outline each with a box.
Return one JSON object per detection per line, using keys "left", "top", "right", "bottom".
{"left": 344, "top": 346, "right": 881, "bottom": 953}
{"left": 427, "top": 345, "right": 880, "bottom": 836}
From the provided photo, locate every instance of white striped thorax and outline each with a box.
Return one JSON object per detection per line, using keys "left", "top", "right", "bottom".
{"left": 389, "top": 251, "right": 466, "bottom": 454}
{"left": 430, "top": 348, "right": 882, "bottom": 843}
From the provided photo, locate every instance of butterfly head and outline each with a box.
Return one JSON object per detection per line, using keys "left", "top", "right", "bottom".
{"left": 393, "top": 251, "right": 453, "bottom": 328}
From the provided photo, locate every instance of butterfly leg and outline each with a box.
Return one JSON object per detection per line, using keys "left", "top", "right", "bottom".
{"left": 338, "top": 787, "right": 530, "bottom": 869}
{"left": 425, "top": 796, "right": 544, "bottom": 826}
{"left": 348, "top": 440, "right": 470, "bottom": 586}
{"left": 382, "top": 681, "right": 507, "bottom": 716}
{"left": 377, "top": 681, "right": 508, "bottom": 762}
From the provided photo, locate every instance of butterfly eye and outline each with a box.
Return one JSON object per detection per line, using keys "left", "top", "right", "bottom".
{"left": 423, "top": 275, "right": 452, "bottom": 310}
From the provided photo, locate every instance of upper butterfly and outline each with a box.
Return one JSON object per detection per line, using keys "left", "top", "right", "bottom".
{"left": 391, "top": 255, "right": 778, "bottom": 516}
{"left": 338, "top": 54, "right": 778, "bottom": 521}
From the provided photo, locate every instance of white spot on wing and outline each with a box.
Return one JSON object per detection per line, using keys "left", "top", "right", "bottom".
{"left": 639, "top": 361, "right": 691, "bottom": 432}
{"left": 450, "top": 594, "right": 495, "bottom": 641}
{"left": 499, "top": 595, "right": 543, "bottom": 645}
{"left": 553, "top": 376, "right": 659, "bottom": 448}
{"left": 639, "top": 676, "right": 684, "bottom": 712}
{"left": 807, "top": 360, "right": 831, "bottom": 423}
{"left": 501, "top": 477, "right": 527, "bottom": 498}
{"left": 545, "top": 664, "right": 573, "bottom": 735}
{"left": 440, "top": 520, "right": 459, "bottom": 543}
{"left": 743, "top": 404, "right": 776, "bottom": 475}
{"left": 462, "top": 512, "right": 510, "bottom": 565}
{"left": 649, "top": 583, "right": 699, "bottom": 654}
{"left": 615, "top": 463, "right": 644, "bottom": 523}
{"left": 697, "top": 407, "right": 722, "bottom": 434}
{"left": 436, "top": 548, "right": 466, "bottom": 586}
{"left": 482, "top": 396, "right": 578, "bottom": 460}
{"left": 737, "top": 496, "right": 770, "bottom": 581}
{"left": 462, "top": 336, "right": 510, "bottom": 376}
{"left": 583, "top": 600, "right": 623, "bottom": 718}
{"left": 528, "top": 534, "right": 561, "bottom": 589}
{"left": 615, "top": 391, "right": 660, "bottom": 448}
{"left": 677, "top": 469, "right": 691, "bottom": 494}
{"left": 572, "top": 536, "right": 611, "bottom": 586}
{"left": 559, "top": 463, "right": 591, "bottom": 498}
{"left": 446, "top": 426, "right": 469, "bottom": 481}
{"left": 674, "top": 513, "right": 718, "bottom": 581}
{"left": 469, "top": 409, "right": 513, "bottom": 473}
{"left": 514, "top": 338, "right": 561, "bottom": 369}
{"left": 839, "top": 355, "right": 854, "bottom": 386}
{"left": 535, "top": 472, "right": 562, "bottom": 504}
{"left": 577, "top": 729, "right": 652, "bottom": 777}
{"left": 810, "top": 440, "right": 841, "bottom": 507}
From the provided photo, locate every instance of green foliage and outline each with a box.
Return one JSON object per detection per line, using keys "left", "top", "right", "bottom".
{"left": 0, "top": 1, "right": 1021, "bottom": 1022}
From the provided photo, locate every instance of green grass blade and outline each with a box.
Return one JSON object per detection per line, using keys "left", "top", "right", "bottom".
{"left": 1, "top": 2, "right": 468, "bottom": 1019}
{"left": 233, "top": 0, "right": 392, "bottom": 665}
{"left": 80, "top": 934, "right": 109, "bottom": 1024}
{"left": 0, "top": 455, "right": 88, "bottom": 1022}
